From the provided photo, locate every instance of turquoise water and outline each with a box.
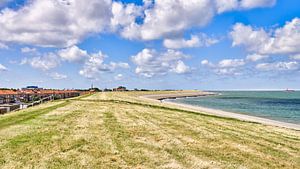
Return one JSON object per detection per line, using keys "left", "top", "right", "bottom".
{"left": 169, "top": 91, "right": 300, "bottom": 124}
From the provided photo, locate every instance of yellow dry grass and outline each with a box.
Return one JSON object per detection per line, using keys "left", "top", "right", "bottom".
{"left": 0, "top": 92, "right": 299, "bottom": 169}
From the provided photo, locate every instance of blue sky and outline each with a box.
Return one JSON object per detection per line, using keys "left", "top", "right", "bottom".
{"left": 0, "top": 0, "right": 299, "bottom": 90}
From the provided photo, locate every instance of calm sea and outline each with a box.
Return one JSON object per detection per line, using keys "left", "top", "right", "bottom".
{"left": 168, "top": 91, "right": 300, "bottom": 124}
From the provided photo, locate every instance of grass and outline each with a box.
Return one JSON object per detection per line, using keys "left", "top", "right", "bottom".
{"left": 0, "top": 92, "right": 299, "bottom": 169}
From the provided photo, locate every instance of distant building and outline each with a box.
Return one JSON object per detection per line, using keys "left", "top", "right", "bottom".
{"left": 103, "top": 88, "right": 112, "bottom": 92}
{"left": 0, "top": 88, "right": 82, "bottom": 114}
{"left": 0, "top": 90, "right": 18, "bottom": 104}
{"left": 113, "top": 86, "right": 127, "bottom": 92}
{"left": 22, "top": 86, "right": 42, "bottom": 90}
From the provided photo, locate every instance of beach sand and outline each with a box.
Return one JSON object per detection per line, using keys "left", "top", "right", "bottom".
{"left": 141, "top": 92, "right": 300, "bottom": 131}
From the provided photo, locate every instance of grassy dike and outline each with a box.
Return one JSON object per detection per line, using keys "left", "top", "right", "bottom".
{"left": 0, "top": 92, "right": 299, "bottom": 169}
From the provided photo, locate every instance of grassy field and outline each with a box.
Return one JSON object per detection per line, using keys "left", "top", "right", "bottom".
{"left": 0, "top": 92, "right": 299, "bottom": 169}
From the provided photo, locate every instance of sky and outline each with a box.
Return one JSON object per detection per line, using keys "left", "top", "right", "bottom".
{"left": 0, "top": 0, "right": 299, "bottom": 90}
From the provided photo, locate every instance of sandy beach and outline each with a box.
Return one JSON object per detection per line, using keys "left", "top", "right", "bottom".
{"left": 141, "top": 91, "right": 216, "bottom": 100}
{"left": 141, "top": 92, "right": 300, "bottom": 131}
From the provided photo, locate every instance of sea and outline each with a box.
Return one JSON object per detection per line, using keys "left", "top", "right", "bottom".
{"left": 168, "top": 91, "right": 300, "bottom": 124}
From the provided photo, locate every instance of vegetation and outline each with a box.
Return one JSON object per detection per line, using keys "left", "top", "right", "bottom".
{"left": 0, "top": 92, "right": 299, "bottom": 168}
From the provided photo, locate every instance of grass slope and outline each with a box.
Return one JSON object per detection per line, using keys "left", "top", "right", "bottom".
{"left": 0, "top": 92, "right": 299, "bottom": 169}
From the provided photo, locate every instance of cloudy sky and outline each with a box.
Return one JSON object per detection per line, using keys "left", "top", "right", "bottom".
{"left": 0, "top": 0, "right": 299, "bottom": 90}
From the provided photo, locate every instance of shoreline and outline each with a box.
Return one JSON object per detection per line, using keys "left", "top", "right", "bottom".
{"left": 141, "top": 91, "right": 217, "bottom": 100}
{"left": 141, "top": 92, "right": 300, "bottom": 131}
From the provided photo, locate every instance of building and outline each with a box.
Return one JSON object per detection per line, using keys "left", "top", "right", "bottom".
{"left": 0, "top": 90, "right": 18, "bottom": 104}
{"left": 0, "top": 88, "right": 82, "bottom": 115}
{"left": 1, "top": 88, "right": 81, "bottom": 104}
{"left": 22, "top": 86, "right": 43, "bottom": 90}
{"left": 113, "top": 86, "right": 127, "bottom": 92}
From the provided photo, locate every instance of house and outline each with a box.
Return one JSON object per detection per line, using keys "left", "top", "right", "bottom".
{"left": 18, "top": 89, "right": 40, "bottom": 103}
{"left": 0, "top": 88, "right": 82, "bottom": 115}
{"left": 113, "top": 86, "right": 127, "bottom": 92}
{"left": 0, "top": 90, "right": 18, "bottom": 104}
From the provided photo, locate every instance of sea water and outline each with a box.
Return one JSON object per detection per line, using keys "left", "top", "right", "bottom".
{"left": 169, "top": 91, "right": 300, "bottom": 124}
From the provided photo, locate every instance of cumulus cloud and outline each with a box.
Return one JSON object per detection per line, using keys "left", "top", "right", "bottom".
{"left": 163, "top": 34, "right": 219, "bottom": 49}
{"left": 21, "top": 53, "right": 60, "bottom": 71}
{"left": 58, "top": 46, "right": 89, "bottom": 62}
{"left": 215, "top": 0, "right": 239, "bottom": 13}
{"left": 290, "top": 54, "right": 300, "bottom": 60}
{"left": 49, "top": 72, "right": 67, "bottom": 80}
{"left": 119, "top": 0, "right": 277, "bottom": 40}
{"left": 110, "top": 62, "right": 130, "bottom": 69}
{"left": 19, "top": 45, "right": 129, "bottom": 79}
{"left": 121, "top": 0, "right": 215, "bottom": 40}
{"left": 0, "top": 63, "right": 7, "bottom": 71}
{"left": 114, "top": 74, "right": 124, "bottom": 81}
{"left": 0, "top": 0, "right": 112, "bottom": 47}
{"left": 21, "top": 47, "right": 37, "bottom": 53}
{"left": 218, "top": 59, "right": 245, "bottom": 68}
{"left": 131, "top": 48, "right": 190, "bottom": 77}
{"left": 79, "top": 51, "right": 129, "bottom": 79}
{"left": 172, "top": 60, "right": 190, "bottom": 74}
{"left": 239, "top": 0, "right": 276, "bottom": 9}
{"left": 0, "top": 42, "right": 8, "bottom": 49}
{"left": 231, "top": 18, "right": 300, "bottom": 55}
{"left": 215, "top": 0, "right": 276, "bottom": 13}
{"left": 201, "top": 59, "right": 245, "bottom": 75}
{"left": 0, "top": 0, "right": 278, "bottom": 47}
{"left": 256, "top": 61, "right": 299, "bottom": 71}
{"left": 110, "top": 1, "right": 143, "bottom": 31}
{"left": 246, "top": 53, "right": 269, "bottom": 62}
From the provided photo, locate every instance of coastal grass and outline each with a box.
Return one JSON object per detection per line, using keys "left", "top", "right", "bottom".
{"left": 0, "top": 92, "right": 299, "bottom": 168}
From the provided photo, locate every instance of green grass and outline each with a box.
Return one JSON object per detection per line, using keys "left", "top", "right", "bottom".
{"left": 0, "top": 92, "right": 299, "bottom": 169}
{"left": 0, "top": 101, "right": 69, "bottom": 129}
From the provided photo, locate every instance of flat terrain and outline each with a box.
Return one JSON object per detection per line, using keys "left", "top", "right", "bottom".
{"left": 0, "top": 92, "right": 299, "bottom": 169}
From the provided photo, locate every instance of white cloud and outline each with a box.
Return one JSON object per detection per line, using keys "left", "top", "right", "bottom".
{"left": 163, "top": 34, "right": 218, "bottom": 49}
{"left": 290, "top": 54, "right": 300, "bottom": 60}
{"left": 131, "top": 48, "right": 190, "bottom": 77}
{"left": 21, "top": 53, "right": 60, "bottom": 71}
{"left": 218, "top": 59, "right": 245, "bottom": 68}
{"left": 79, "top": 51, "right": 129, "bottom": 79}
{"left": 215, "top": 0, "right": 239, "bottom": 13}
{"left": 114, "top": 74, "right": 124, "bottom": 81}
{"left": 214, "top": 68, "right": 242, "bottom": 76}
{"left": 121, "top": 0, "right": 215, "bottom": 40}
{"left": 21, "top": 47, "right": 37, "bottom": 53}
{"left": 49, "top": 72, "right": 67, "bottom": 80}
{"left": 0, "top": 0, "right": 112, "bottom": 47}
{"left": 0, "top": 0, "right": 278, "bottom": 47}
{"left": 79, "top": 51, "right": 109, "bottom": 79}
{"left": 0, "top": 63, "right": 7, "bottom": 71}
{"left": 119, "top": 0, "right": 277, "bottom": 41}
{"left": 231, "top": 18, "right": 300, "bottom": 55}
{"left": 172, "top": 60, "right": 190, "bottom": 74}
{"left": 231, "top": 23, "right": 270, "bottom": 53}
{"left": 201, "top": 58, "right": 245, "bottom": 76}
{"left": 246, "top": 53, "right": 269, "bottom": 62}
{"left": 58, "top": 46, "right": 89, "bottom": 62}
{"left": 110, "top": 62, "right": 130, "bottom": 69}
{"left": 215, "top": 0, "right": 276, "bottom": 13}
{"left": 239, "top": 0, "right": 276, "bottom": 9}
{"left": 256, "top": 61, "right": 299, "bottom": 71}
{"left": 201, "top": 60, "right": 209, "bottom": 66}
{"left": 111, "top": 1, "right": 143, "bottom": 31}
{"left": 0, "top": 42, "right": 8, "bottom": 49}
